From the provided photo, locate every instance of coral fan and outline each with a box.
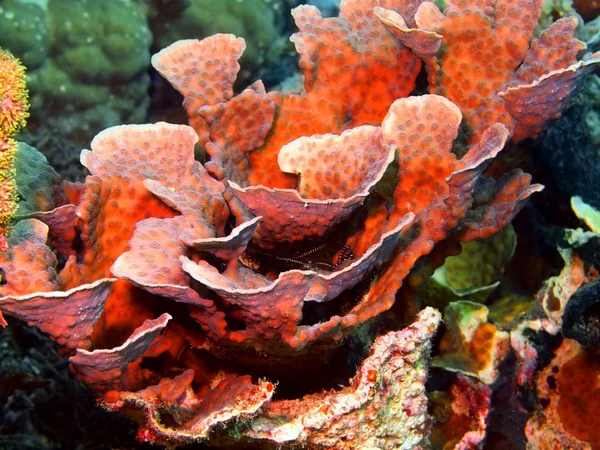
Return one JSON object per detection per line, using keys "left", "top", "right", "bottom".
{"left": 0, "top": 0, "right": 597, "bottom": 447}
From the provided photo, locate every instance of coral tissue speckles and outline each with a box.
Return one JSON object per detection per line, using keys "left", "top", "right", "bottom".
{"left": 0, "top": 0, "right": 584, "bottom": 446}
{"left": 278, "top": 126, "right": 393, "bottom": 200}
{"left": 378, "top": 0, "right": 600, "bottom": 142}
{"left": 151, "top": 35, "right": 247, "bottom": 143}
{"left": 230, "top": 125, "right": 395, "bottom": 246}
{"left": 153, "top": 1, "right": 426, "bottom": 190}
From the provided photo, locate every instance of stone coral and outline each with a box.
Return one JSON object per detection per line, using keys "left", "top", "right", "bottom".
{"left": 0, "top": 0, "right": 596, "bottom": 447}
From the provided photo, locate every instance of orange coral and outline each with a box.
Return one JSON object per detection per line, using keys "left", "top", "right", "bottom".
{"left": 526, "top": 338, "right": 600, "bottom": 449}
{"left": 0, "top": 0, "right": 557, "bottom": 447}
{"left": 557, "top": 350, "right": 600, "bottom": 446}
{"left": 70, "top": 123, "right": 228, "bottom": 347}
{"left": 153, "top": 0, "right": 426, "bottom": 189}
{"left": 377, "top": 0, "right": 600, "bottom": 142}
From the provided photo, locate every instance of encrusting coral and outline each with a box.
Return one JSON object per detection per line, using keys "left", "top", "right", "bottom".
{"left": 0, "top": 0, "right": 597, "bottom": 447}
{"left": 525, "top": 338, "right": 600, "bottom": 449}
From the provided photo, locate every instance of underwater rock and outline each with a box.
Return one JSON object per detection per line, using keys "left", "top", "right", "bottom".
{"left": 563, "top": 278, "right": 600, "bottom": 348}
{"left": 533, "top": 75, "right": 600, "bottom": 210}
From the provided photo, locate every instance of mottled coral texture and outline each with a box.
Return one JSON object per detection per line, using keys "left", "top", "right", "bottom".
{"left": 377, "top": 0, "right": 600, "bottom": 142}
{"left": 0, "top": 0, "right": 595, "bottom": 447}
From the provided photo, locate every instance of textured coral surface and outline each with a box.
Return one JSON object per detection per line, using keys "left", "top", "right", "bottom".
{"left": 526, "top": 339, "right": 598, "bottom": 449}
{"left": 0, "top": 0, "right": 598, "bottom": 447}
{"left": 378, "top": 0, "right": 600, "bottom": 142}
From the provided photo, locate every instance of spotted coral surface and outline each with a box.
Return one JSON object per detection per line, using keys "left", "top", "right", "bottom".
{"left": 152, "top": 0, "right": 426, "bottom": 189}
{"left": 377, "top": 0, "right": 600, "bottom": 143}
{"left": 0, "top": 0, "right": 577, "bottom": 447}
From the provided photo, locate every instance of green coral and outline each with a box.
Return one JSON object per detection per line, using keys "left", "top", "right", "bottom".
{"left": 0, "top": 0, "right": 152, "bottom": 180}
{"left": 13, "top": 142, "right": 62, "bottom": 217}
{"left": 48, "top": 0, "right": 151, "bottom": 82}
{"left": 29, "top": 0, "right": 152, "bottom": 112}
{"left": 0, "top": 1, "right": 49, "bottom": 70}
{"left": 487, "top": 294, "right": 534, "bottom": 326}
{"left": 150, "top": 0, "right": 289, "bottom": 81}
{"left": 0, "top": 48, "right": 29, "bottom": 247}
{"left": 422, "top": 225, "right": 517, "bottom": 307}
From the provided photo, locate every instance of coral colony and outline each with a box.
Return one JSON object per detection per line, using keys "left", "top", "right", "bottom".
{"left": 1, "top": 0, "right": 599, "bottom": 448}
{"left": 0, "top": 49, "right": 28, "bottom": 253}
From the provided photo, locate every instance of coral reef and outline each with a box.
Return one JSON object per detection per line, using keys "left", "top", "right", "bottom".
{"left": 0, "top": 0, "right": 293, "bottom": 181}
{"left": 0, "top": 0, "right": 599, "bottom": 448}
{"left": 377, "top": 0, "right": 600, "bottom": 143}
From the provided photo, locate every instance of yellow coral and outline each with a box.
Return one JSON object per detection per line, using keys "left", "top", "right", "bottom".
{"left": 0, "top": 50, "right": 29, "bottom": 139}
{"left": 0, "top": 49, "right": 29, "bottom": 248}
